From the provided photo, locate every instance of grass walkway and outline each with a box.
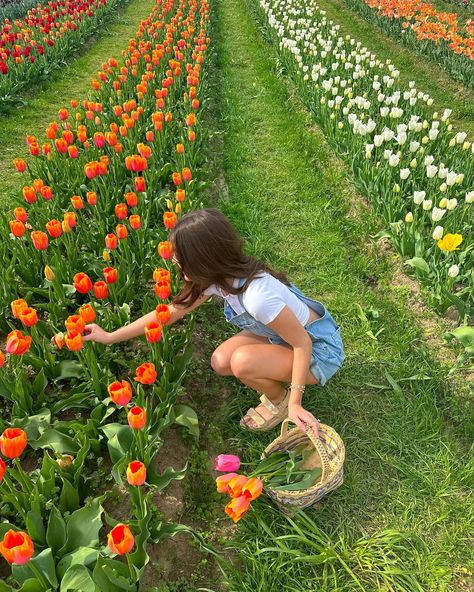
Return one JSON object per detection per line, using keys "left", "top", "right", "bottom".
{"left": 195, "top": 0, "right": 473, "bottom": 589}
{"left": 312, "top": 0, "right": 474, "bottom": 136}
{"left": 0, "top": 0, "right": 154, "bottom": 209}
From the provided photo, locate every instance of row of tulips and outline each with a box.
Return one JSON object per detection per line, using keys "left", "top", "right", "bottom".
{"left": 254, "top": 0, "right": 473, "bottom": 323}
{"left": 0, "top": 0, "right": 130, "bottom": 105}
{"left": 341, "top": 0, "right": 474, "bottom": 88}
{"left": 0, "top": 0, "right": 214, "bottom": 588}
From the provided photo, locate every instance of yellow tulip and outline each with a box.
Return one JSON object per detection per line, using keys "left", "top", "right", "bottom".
{"left": 437, "top": 234, "right": 463, "bottom": 252}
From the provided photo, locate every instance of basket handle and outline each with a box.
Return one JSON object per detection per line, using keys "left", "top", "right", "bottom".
{"left": 280, "top": 418, "right": 330, "bottom": 484}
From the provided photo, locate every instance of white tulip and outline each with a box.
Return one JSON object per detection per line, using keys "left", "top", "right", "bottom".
{"left": 413, "top": 191, "right": 426, "bottom": 204}
{"left": 456, "top": 174, "right": 464, "bottom": 184}
{"left": 400, "top": 168, "right": 410, "bottom": 180}
{"left": 424, "top": 155, "right": 435, "bottom": 166}
{"left": 448, "top": 265, "right": 459, "bottom": 278}
{"left": 422, "top": 200, "right": 432, "bottom": 210}
{"left": 431, "top": 207, "right": 446, "bottom": 222}
{"left": 446, "top": 198, "right": 457, "bottom": 210}
{"left": 426, "top": 165, "right": 438, "bottom": 178}
{"left": 440, "top": 183, "right": 447, "bottom": 192}
{"left": 455, "top": 132, "right": 467, "bottom": 144}
{"left": 405, "top": 212, "right": 413, "bottom": 222}
{"left": 441, "top": 109, "right": 452, "bottom": 121}
{"left": 446, "top": 171, "right": 457, "bottom": 186}
{"left": 466, "top": 191, "right": 474, "bottom": 204}
{"left": 409, "top": 141, "right": 420, "bottom": 153}
{"left": 389, "top": 154, "right": 400, "bottom": 167}
{"left": 432, "top": 226, "right": 444, "bottom": 240}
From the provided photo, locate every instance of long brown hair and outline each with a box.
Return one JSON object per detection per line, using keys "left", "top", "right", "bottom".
{"left": 170, "top": 208, "right": 289, "bottom": 307}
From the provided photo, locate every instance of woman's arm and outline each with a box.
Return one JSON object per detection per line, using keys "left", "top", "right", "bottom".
{"left": 82, "top": 293, "right": 209, "bottom": 345}
{"left": 266, "top": 307, "right": 319, "bottom": 434}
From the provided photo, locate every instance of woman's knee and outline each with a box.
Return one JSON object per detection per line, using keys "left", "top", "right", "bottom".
{"left": 229, "top": 348, "right": 254, "bottom": 379}
{"left": 210, "top": 349, "right": 232, "bottom": 376}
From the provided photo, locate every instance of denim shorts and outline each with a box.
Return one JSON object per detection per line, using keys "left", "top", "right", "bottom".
{"left": 306, "top": 322, "right": 344, "bottom": 386}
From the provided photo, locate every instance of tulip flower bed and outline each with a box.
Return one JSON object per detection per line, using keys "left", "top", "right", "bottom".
{"left": 0, "top": 0, "right": 130, "bottom": 106}
{"left": 0, "top": 0, "right": 213, "bottom": 587}
{"left": 253, "top": 0, "right": 473, "bottom": 323}
{"left": 340, "top": 0, "right": 474, "bottom": 88}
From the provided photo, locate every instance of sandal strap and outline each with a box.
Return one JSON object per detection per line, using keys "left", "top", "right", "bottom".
{"left": 260, "top": 392, "right": 289, "bottom": 414}
{"left": 247, "top": 408, "right": 267, "bottom": 426}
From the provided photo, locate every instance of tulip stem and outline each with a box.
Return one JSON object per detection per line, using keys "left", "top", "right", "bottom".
{"left": 126, "top": 553, "right": 136, "bottom": 583}
{"left": 13, "top": 458, "right": 33, "bottom": 495}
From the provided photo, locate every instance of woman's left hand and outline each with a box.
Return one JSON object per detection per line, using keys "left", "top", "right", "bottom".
{"left": 288, "top": 403, "right": 320, "bottom": 437}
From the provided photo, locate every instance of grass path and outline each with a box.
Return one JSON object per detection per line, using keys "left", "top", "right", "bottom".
{"left": 309, "top": 0, "right": 474, "bottom": 136}
{"left": 191, "top": 0, "right": 473, "bottom": 589}
{"left": 0, "top": 0, "right": 154, "bottom": 209}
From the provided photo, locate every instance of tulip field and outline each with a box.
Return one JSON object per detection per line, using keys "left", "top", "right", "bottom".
{"left": 0, "top": 0, "right": 472, "bottom": 588}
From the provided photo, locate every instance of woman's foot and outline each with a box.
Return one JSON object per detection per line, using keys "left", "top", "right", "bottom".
{"left": 240, "top": 389, "right": 290, "bottom": 431}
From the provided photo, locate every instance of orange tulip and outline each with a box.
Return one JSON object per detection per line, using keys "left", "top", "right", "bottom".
{"left": 0, "top": 428, "right": 28, "bottom": 459}
{"left": 154, "top": 281, "right": 171, "bottom": 300}
{"left": 51, "top": 333, "right": 64, "bottom": 350}
{"left": 145, "top": 322, "right": 162, "bottom": 343}
{"left": 64, "top": 212, "right": 77, "bottom": 228}
{"left": 134, "top": 362, "right": 157, "bottom": 385}
{"left": 73, "top": 273, "right": 93, "bottom": 294}
{"left": 129, "top": 215, "right": 141, "bottom": 230}
{"left": 46, "top": 220, "right": 62, "bottom": 238}
{"left": 86, "top": 191, "right": 97, "bottom": 206}
{"left": 176, "top": 143, "right": 185, "bottom": 154}
{"left": 108, "top": 380, "right": 133, "bottom": 406}
{"left": 105, "top": 234, "right": 118, "bottom": 250}
{"left": 9, "top": 220, "right": 25, "bottom": 238}
{"left": 14, "top": 159, "right": 27, "bottom": 173}
{"left": 58, "top": 108, "right": 68, "bottom": 120}
{"left": 125, "top": 192, "right": 138, "bottom": 207}
{"left": 127, "top": 406, "right": 147, "bottom": 429}
{"left": 18, "top": 307, "right": 38, "bottom": 327}
{"left": 107, "top": 524, "right": 135, "bottom": 555}
{"left": 185, "top": 113, "right": 196, "bottom": 126}
{"left": 242, "top": 477, "right": 263, "bottom": 501}
{"left": 65, "top": 315, "right": 85, "bottom": 335}
{"left": 5, "top": 331, "right": 32, "bottom": 355}
{"left": 225, "top": 495, "right": 251, "bottom": 523}
{"left": 71, "top": 195, "right": 84, "bottom": 210}
{"left": 0, "top": 458, "right": 5, "bottom": 481}
{"left": 14, "top": 208, "right": 27, "bottom": 222}
{"left": 103, "top": 267, "right": 117, "bottom": 284}
{"left": 40, "top": 186, "right": 53, "bottom": 200}
{"left": 11, "top": 299, "right": 28, "bottom": 319}
{"left": 115, "top": 203, "right": 128, "bottom": 220}
{"left": 172, "top": 172, "right": 182, "bottom": 186}
{"left": 126, "top": 461, "right": 146, "bottom": 486}
{"left": 68, "top": 145, "right": 79, "bottom": 159}
{"left": 0, "top": 351, "right": 5, "bottom": 369}
{"left": 135, "top": 177, "right": 146, "bottom": 192}
{"left": 31, "top": 231, "right": 48, "bottom": 251}
{"left": 163, "top": 212, "right": 177, "bottom": 230}
{"left": 65, "top": 330, "right": 83, "bottom": 352}
{"left": 176, "top": 189, "right": 185, "bottom": 202}
{"left": 79, "top": 303, "right": 95, "bottom": 324}
{"left": 116, "top": 224, "right": 128, "bottom": 240}
{"left": 158, "top": 241, "right": 173, "bottom": 260}
{"left": 155, "top": 304, "right": 171, "bottom": 325}
{"left": 182, "top": 167, "right": 192, "bottom": 182}
{"left": 93, "top": 281, "right": 108, "bottom": 299}
{"left": 227, "top": 475, "right": 249, "bottom": 498}
{"left": 153, "top": 268, "right": 171, "bottom": 282}
{"left": 0, "top": 531, "right": 34, "bottom": 565}
{"left": 188, "top": 130, "right": 196, "bottom": 142}
{"left": 216, "top": 473, "right": 239, "bottom": 494}
{"left": 44, "top": 266, "right": 55, "bottom": 281}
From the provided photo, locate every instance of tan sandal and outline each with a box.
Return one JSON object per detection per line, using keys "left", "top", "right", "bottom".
{"left": 240, "top": 389, "right": 290, "bottom": 432}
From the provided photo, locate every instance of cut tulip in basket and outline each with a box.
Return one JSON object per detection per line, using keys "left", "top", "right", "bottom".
{"left": 214, "top": 419, "right": 345, "bottom": 521}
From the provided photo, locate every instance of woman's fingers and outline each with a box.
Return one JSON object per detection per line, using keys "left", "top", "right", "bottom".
{"left": 82, "top": 324, "right": 97, "bottom": 341}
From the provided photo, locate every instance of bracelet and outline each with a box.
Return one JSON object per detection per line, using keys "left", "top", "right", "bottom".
{"left": 290, "top": 383, "right": 306, "bottom": 393}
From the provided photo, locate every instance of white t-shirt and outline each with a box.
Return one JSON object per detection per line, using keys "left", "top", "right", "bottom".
{"left": 203, "top": 273, "right": 310, "bottom": 326}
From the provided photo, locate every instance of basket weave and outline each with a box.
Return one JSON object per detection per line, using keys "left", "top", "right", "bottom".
{"left": 263, "top": 419, "right": 345, "bottom": 510}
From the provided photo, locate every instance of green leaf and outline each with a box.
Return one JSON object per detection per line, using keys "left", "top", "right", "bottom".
{"left": 405, "top": 257, "right": 430, "bottom": 275}
{"left": 92, "top": 556, "right": 137, "bottom": 592}
{"left": 30, "top": 429, "right": 80, "bottom": 454}
{"left": 18, "top": 580, "right": 45, "bottom": 592}
{"left": 19, "top": 410, "right": 51, "bottom": 443}
{"left": 147, "top": 463, "right": 187, "bottom": 491}
{"left": 32, "top": 370, "right": 48, "bottom": 396}
{"left": 0, "top": 582, "right": 14, "bottom": 592}
{"left": 173, "top": 405, "right": 199, "bottom": 438}
{"left": 59, "top": 476, "right": 80, "bottom": 513}
{"left": 57, "top": 547, "right": 99, "bottom": 579}
{"left": 13, "top": 549, "right": 57, "bottom": 588}
{"left": 448, "top": 326, "right": 474, "bottom": 354}
{"left": 55, "top": 360, "right": 83, "bottom": 381}
{"left": 60, "top": 564, "right": 98, "bottom": 592}
{"left": 271, "top": 467, "right": 322, "bottom": 491}
{"left": 385, "top": 371, "right": 403, "bottom": 397}
{"left": 61, "top": 497, "right": 103, "bottom": 554}
{"left": 25, "top": 510, "right": 46, "bottom": 546}
{"left": 46, "top": 506, "right": 67, "bottom": 556}
{"left": 102, "top": 424, "right": 133, "bottom": 465}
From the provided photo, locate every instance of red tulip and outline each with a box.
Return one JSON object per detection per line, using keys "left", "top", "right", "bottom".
{"left": 73, "top": 273, "right": 93, "bottom": 294}
{"left": 0, "top": 428, "right": 28, "bottom": 459}
{"left": 154, "top": 281, "right": 171, "bottom": 300}
{"left": 108, "top": 380, "right": 133, "bottom": 406}
{"left": 157, "top": 241, "right": 173, "bottom": 260}
{"left": 108, "top": 524, "right": 135, "bottom": 555}
{"left": 0, "top": 458, "right": 6, "bottom": 482}
{"left": 214, "top": 454, "right": 241, "bottom": 472}
{"left": 155, "top": 304, "right": 171, "bottom": 325}
{"left": 0, "top": 531, "right": 34, "bottom": 565}
{"left": 126, "top": 461, "right": 146, "bottom": 486}
{"left": 14, "top": 208, "right": 27, "bottom": 222}
{"left": 145, "top": 322, "right": 162, "bottom": 343}
{"left": 127, "top": 406, "right": 147, "bottom": 429}
{"left": 14, "top": 159, "right": 27, "bottom": 173}
{"left": 105, "top": 234, "right": 118, "bottom": 249}
{"left": 103, "top": 267, "right": 117, "bottom": 284}
{"left": 93, "top": 281, "right": 108, "bottom": 299}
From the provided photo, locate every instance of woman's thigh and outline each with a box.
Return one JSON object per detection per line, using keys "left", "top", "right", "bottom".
{"left": 230, "top": 343, "right": 318, "bottom": 384}
{"left": 211, "top": 331, "right": 269, "bottom": 375}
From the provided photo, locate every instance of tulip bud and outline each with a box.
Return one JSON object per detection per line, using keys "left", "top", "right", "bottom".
{"left": 439, "top": 183, "right": 447, "bottom": 193}
{"left": 57, "top": 454, "right": 74, "bottom": 470}
{"left": 393, "top": 184, "right": 400, "bottom": 193}
{"left": 44, "top": 265, "right": 55, "bottom": 281}
{"left": 439, "top": 198, "right": 447, "bottom": 208}
{"left": 62, "top": 220, "right": 72, "bottom": 233}
{"left": 448, "top": 264, "right": 459, "bottom": 278}
{"left": 404, "top": 212, "right": 413, "bottom": 223}
{"left": 432, "top": 226, "right": 443, "bottom": 240}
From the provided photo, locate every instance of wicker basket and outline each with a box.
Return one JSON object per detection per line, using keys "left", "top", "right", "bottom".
{"left": 263, "top": 419, "right": 345, "bottom": 510}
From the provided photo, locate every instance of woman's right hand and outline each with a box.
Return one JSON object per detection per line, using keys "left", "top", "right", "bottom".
{"left": 82, "top": 323, "right": 112, "bottom": 344}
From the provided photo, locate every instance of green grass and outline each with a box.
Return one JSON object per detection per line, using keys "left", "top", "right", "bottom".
{"left": 0, "top": 0, "right": 155, "bottom": 210}
{"left": 307, "top": 0, "right": 474, "bottom": 136}
{"left": 191, "top": 0, "right": 474, "bottom": 589}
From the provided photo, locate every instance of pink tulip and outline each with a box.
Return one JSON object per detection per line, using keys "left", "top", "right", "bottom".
{"left": 214, "top": 454, "right": 240, "bottom": 472}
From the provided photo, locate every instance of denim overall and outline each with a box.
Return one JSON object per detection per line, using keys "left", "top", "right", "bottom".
{"left": 223, "top": 280, "right": 344, "bottom": 386}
